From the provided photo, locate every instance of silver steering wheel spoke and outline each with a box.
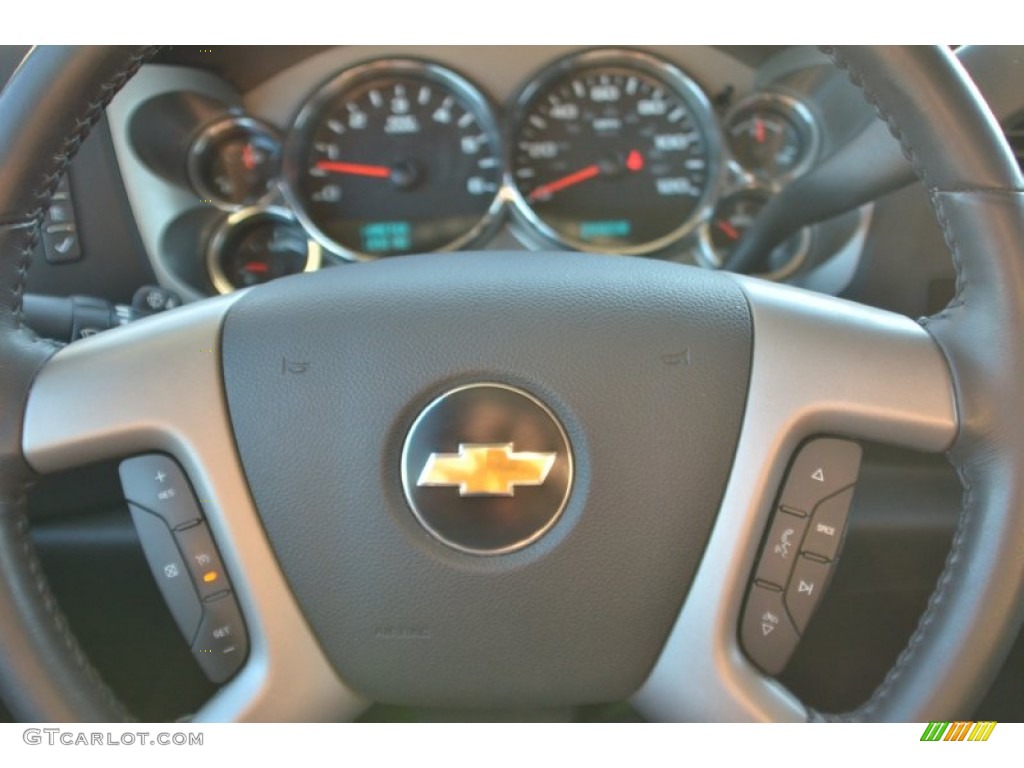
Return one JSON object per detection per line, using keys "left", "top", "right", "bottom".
{"left": 632, "top": 276, "right": 958, "bottom": 722}
{"left": 21, "top": 295, "right": 367, "bottom": 722}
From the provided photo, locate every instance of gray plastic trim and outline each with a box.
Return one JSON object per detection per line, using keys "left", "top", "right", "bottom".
{"left": 107, "top": 65, "right": 243, "bottom": 303}
{"left": 632, "top": 276, "right": 957, "bottom": 721}
{"left": 21, "top": 295, "right": 367, "bottom": 722}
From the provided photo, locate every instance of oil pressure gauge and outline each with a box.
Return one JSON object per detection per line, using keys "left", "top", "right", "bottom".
{"left": 725, "top": 93, "right": 819, "bottom": 184}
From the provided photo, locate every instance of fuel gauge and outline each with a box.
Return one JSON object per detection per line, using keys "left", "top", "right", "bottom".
{"left": 188, "top": 116, "right": 281, "bottom": 209}
{"left": 725, "top": 93, "right": 819, "bottom": 183}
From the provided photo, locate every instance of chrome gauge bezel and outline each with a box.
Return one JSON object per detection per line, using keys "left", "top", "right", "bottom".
{"left": 504, "top": 48, "right": 723, "bottom": 258}
{"left": 186, "top": 115, "right": 283, "bottom": 211}
{"left": 695, "top": 187, "right": 811, "bottom": 282}
{"left": 281, "top": 58, "right": 506, "bottom": 262}
{"left": 723, "top": 91, "right": 821, "bottom": 186}
{"left": 206, "top": 206, "right": 322, "bottom": 295}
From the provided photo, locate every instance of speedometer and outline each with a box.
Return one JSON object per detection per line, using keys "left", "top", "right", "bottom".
{"left": 283, "top": 60, "right": 503, "bottom": 260}
{"left": 508, "top": 50, "right": 720, "bottom": 256}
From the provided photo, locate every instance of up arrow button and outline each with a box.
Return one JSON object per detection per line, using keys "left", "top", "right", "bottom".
{"left": 777, "top": 438, "right": 863, "bottom": 516}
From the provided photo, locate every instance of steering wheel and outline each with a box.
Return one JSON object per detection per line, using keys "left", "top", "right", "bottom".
{"left": 0, "top": 45, "right": 1022, "bottom": 722}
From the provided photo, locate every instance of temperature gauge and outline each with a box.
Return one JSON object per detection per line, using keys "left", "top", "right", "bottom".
{"left": 699, "top": 189, "right": 809, "bottom": 280}
{"left": 188, "top": 116, "right": 282, "bottom": 209}
{"left": 725, "top": 93, "right": 819, "bottom": 183}
{"left": 207, "top": 207, "right": 321, "bottom": 294}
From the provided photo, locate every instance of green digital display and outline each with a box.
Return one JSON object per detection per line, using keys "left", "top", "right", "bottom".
{"left": 361, "top": 221, "right": 412, "bottom": 253}
{"left": 579, "top": 220, "right": 631, "bottom": 240}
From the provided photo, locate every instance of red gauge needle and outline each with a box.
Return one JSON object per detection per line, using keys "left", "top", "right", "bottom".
{"left": 715, "top": 220, "right": 741, "bottom": 241}
{"left": 528, "top": 164, "right": 600, "bottom": 201}
{"left": 315, "top": 160, "right": 391, "bottom": 179}
{"left": 529, "top": 150, "right": 645, "bottom": 202}
{"left": 754, "top": 117, "right": 766, "bottom": 144}
{"left": 242, "top": 143, "right": 257, "bottom": 171}
{"left": 243, "top": 261, "right": 270, "bottom": 273}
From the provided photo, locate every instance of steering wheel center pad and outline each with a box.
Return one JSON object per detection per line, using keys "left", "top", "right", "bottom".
{"left": 222, "top": 251, "right": 751, "bottom": 706}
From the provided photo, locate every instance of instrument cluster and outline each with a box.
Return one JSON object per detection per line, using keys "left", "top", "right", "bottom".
{"left": 114, "top": 47, "right": 829, "bottom": 295}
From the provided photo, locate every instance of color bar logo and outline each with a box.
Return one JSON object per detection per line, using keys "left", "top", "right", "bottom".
{"left": 921, "top": 721, "right": 997, "bottom": 741}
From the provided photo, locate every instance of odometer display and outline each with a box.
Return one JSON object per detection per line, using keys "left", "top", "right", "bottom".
{"left": 284, "top": 60, "right": 503, "bottom": 260}
{"left": 509, "top": 51, "right": 719, "bottom": 255}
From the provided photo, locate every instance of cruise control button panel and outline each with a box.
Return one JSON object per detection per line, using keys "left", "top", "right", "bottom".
{"left": 741, "top": 437, "right": 861, "bottom": 675}
{"left": 120, "top": 454, "right": 248, "bottom": 683}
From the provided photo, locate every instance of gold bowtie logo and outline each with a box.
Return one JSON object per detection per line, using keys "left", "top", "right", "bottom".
{"left": 417, "top": 443, "right": 556, "bottom": 497}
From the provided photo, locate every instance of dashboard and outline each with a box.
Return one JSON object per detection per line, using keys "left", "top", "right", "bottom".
{"left": 107, "top": 46, "right": 875, "bottom": 301}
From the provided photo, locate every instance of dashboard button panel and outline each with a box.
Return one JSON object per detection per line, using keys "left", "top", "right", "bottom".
{"left": 43, "top": 176, "right": 82, "bottom": 264}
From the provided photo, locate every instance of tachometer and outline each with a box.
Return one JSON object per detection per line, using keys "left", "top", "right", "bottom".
{"left": 507, "top": 50, "right": 720, "bottom": 255}
{"left": 284, "top": 59, "right": 503, "bottom": 260}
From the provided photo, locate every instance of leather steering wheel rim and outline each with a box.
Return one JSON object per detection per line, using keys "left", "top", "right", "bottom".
{"left": 0, "top": 45, "right": 1022, "bottom": 722}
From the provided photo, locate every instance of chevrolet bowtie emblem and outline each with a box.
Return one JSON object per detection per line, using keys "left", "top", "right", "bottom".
{"left": 417, "top": 443, "right": 557, "bottom": 497}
